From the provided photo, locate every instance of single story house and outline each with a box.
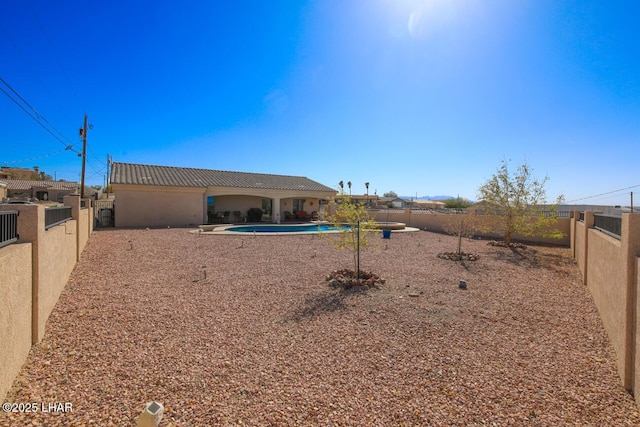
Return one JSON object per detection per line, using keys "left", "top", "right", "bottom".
{"left": 4, "top": 179, "right": 79, "bottom": 202}
{"left": 376, "top": 196, "right": 410, "bottom": 208}
{"left": 110, "top": 162, "right": 338, "bottom": 227}
{"left": 413, "top": 199, "right": 445, "bottom": 210}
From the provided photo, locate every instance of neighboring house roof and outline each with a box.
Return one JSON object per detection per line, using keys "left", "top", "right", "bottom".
{"left": 414, "top": 200, "right": 445, "bottom": 205}
{"left": 378, "top": 197, "right": 406, "bottom": 203}
{"left": 111, "top": 162, "right": 337, "bottom": 193}
{"left": 5, "top": 179, "right": 79, "bottom": 191}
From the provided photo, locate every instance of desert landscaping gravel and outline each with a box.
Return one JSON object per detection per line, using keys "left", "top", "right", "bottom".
{"left": 2, "top": 228, "right": 640, "bottom": 426}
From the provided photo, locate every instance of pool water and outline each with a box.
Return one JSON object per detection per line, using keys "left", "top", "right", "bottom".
{"left": 226, "top": 224, "right": 349, "bottom": 233}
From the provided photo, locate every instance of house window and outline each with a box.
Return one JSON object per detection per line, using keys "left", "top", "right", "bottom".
{"left": 293, "top": 199, "right": 305, "bottom": 212}
{"left": 36, "top": 191, "right": 49, "bottom": 201}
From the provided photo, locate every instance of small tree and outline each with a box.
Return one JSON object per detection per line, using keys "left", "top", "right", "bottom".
{"left": 442, "top": 212, "right": 479, "bottom": 254}
{"left": 324, "top": 196, "right": 379, "bottom": 281}
{"left": 383, "top": 191, "right": 398, "bottom": 198}
{"left": 477, "top": 160, "right": 564, "bottom": 246}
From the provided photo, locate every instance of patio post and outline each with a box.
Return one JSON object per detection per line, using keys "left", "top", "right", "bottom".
{"left": 272, "top": 197, "right": 281, "bottom": 223}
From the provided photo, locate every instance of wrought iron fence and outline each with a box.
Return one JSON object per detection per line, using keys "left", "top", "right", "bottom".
{"left": 594, "top": 214, "right": 622, "bottom": 239}
{"left": 0, "top": 210, "right": 19, "bottom": 248}
{"left": 45, "top": 206, "right": 73, "bottom": 230}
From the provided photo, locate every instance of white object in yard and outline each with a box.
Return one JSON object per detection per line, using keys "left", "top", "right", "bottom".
{"left": 137, "top": 401, "right": 164, "bottom": 427}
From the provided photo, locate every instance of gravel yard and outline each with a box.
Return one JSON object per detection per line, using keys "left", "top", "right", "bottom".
{"left": 2, "top": 228, "right": 640, "bottom": 426}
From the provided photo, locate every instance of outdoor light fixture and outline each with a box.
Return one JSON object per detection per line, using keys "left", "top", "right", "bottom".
{"left": 137, "top": 401, "right": 164, "bottom": 427}
{"left": 459, "top": 280, "right": 467, "bottom": 290}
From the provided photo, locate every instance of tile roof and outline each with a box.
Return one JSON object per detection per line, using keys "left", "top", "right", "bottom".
{"left": 5, "top": 179, "right": 79, "bottom": 191}
{"left": 111, "top": 162, "right": 337, "bottom": 193}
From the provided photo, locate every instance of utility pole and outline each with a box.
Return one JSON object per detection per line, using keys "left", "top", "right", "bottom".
{"left": 79, "top": 114, "right": 88, "bottom": 198}
{"left": 106, "top": 154, "right": 112, "bottom": 198}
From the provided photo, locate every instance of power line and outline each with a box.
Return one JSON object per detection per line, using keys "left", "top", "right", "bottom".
{"left": 0, "top": 149, "right": 68, "bottom": 164}
{"left": 87, "top": 143, "right": 107, "bottom": 166}
{"left": 566, "top": 184, "right": 640, "bottom": 203}
{"left": 0, "top": 76, "right": 77, "bottom": 149}
{"left": 0, "top": 77, "right": 81, "bottom": 155}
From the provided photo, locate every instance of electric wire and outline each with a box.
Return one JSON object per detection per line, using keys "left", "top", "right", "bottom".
{"left": 0, "top": 149, "right": 68, "bottom": 164}
{"left": 566, "top": 184, "right": 640, "bottom": 204}
{"left": 0, "top": 85, "right": 81, "bottom": 156}
{"left": 87, "top": 144, "right": 107, "bottom": 166}
{"left": 0, "top": 76, "right": 78, "bottom": 151}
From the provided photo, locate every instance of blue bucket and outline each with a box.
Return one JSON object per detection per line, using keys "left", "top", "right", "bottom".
{"left": 382, "top": 229, "right": 391, "bottom": 239}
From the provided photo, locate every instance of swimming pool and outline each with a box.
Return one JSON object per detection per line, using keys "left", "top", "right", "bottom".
{"left": 226, "top": 224, "right": 348, "bottom": 233}
{"left": 194, "top": 221, "right": 414, "bottom": 235}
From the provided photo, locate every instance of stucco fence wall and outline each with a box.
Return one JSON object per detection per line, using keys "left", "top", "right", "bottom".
{"left": 368, "top": 208, "right": 571, "bottom": 246}
{"left": 0, "top": 196, "right": 93, "bottom": 400}
{"left": 0, "top": 243, "right": 32, "bottom": 406}
{"left": 573, "top": 219, "right": 587, "bottom": 279}
{"left": 568, "top": 212, "right": 640, "bottom": 404}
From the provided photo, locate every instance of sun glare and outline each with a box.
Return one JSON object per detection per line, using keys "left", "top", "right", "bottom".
{"left": 407, "top": 0, "right": 459, "bottom": 39}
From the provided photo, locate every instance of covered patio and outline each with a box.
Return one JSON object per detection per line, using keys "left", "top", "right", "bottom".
{"left": 110, "top": 162, "right": 336, "bottom": 227}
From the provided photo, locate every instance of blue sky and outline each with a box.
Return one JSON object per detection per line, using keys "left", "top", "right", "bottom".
{"left": 1, "top": 0, "right": 638, "bottom": 206}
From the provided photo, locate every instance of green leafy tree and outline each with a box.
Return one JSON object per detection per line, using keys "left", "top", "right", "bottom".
{"left": 444, "top": 197, "right": 472, "bottom": 209}
{"left": 477, "top": 160, "right": 564, "bottom": 246}
{"left": 324, "top": 196, "right": 379, "bottom": 280}
{"left": 383, "top": 190, "right": 397, "bottom": 198}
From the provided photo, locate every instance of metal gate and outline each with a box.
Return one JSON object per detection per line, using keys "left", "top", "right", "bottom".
{"left": 94, "top": 199, "right": 115, "bottom": 227}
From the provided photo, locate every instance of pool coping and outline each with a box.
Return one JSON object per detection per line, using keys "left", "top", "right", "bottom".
{"left": 191, "top": 223, "right": 420, "bottom": 236}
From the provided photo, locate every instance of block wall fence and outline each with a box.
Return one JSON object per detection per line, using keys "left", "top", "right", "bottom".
{"left": 369, "top": 208, "right": 640, "bottom": 405}
{"left": 0, "top": 196, "right": 93, "bottom": 400}
{"left": 2, "top": 204, "right": 639, "bottom": 407}
{"left": 570, "top": 211, "right": 640, "bottom": 400}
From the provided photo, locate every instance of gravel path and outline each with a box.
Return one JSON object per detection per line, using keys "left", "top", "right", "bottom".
{"left": 2, "top": 228, "right": 639, "bottom": 426}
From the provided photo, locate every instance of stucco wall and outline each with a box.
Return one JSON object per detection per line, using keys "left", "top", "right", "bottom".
{"left": 78, "top": 205, "right": 90, "bottom": 255}
{"left": 114, "top": 187, "right": 205, "bottom": 227}
{"left": 35, "top": 220, "right": 78, "bottom": 342}
{"left": 574, "top": 221, "right": 586, "bottom": 277}
{"left": 0, "top": 201, "right": 93, "bottom": 400}
{"left": 369, "top": 210, "right": 571, "bottom": 246}
{"left": 586, "top": 228, "right": 627, "bottom": 384}
{"left": 0, "top": 243, "right": 32, "bottom": 401}
{"left": 636, "top": 257, "right": 640, "bottom": 394}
